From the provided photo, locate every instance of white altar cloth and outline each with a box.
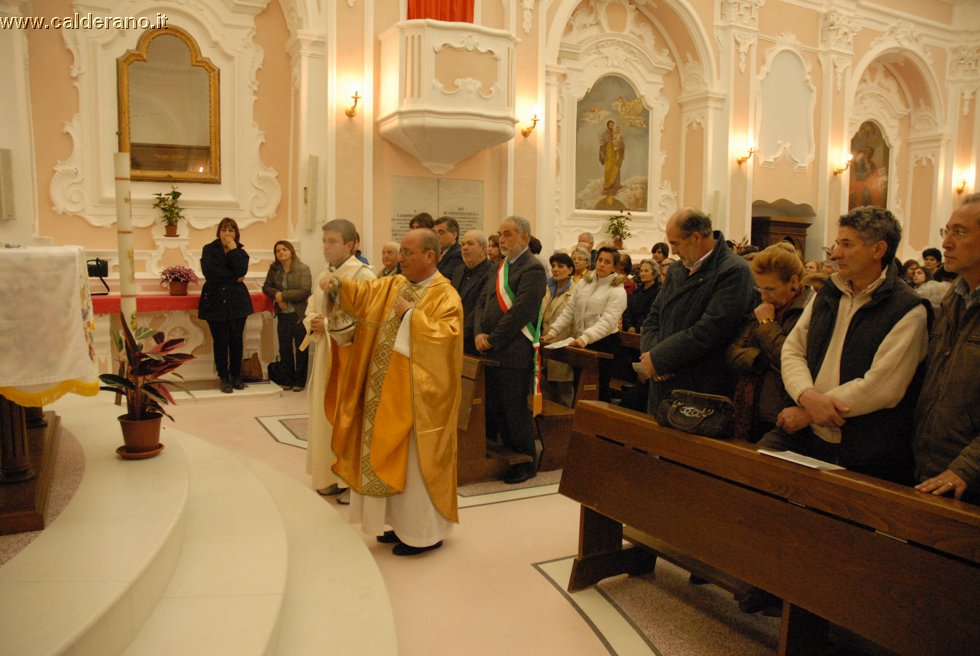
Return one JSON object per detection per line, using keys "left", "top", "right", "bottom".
{"left": 0, "top": 246, "right": 98, "bottom": 405}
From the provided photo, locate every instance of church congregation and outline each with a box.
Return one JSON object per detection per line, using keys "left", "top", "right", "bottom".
{"left": 3, "top": 1, "right": 979, "bottom": 654}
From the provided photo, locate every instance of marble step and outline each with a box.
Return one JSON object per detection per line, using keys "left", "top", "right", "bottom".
{"left": 0, "top": 392, "right": 396, "bottom": 656}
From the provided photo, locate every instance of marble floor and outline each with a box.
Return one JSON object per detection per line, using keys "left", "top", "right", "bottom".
{"left": 165, "top": 389, "right": 632, "bottom": 656}
{"left": 4, "top": 383, "right": 779, "bottom": 656}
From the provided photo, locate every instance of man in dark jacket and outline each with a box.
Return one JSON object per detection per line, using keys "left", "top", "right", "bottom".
{"left": 451, "top": 230, "right": 492, "bottom": 356}
{"left": 638, "top": 209, "right": 755, "bottom": 413}
{"left": 913, "top": 193, "right": 980, "bottom": 503}
{"left": 434, "top": 216, "right": 464, "bottom": 280}
{"left": 774, "top": 206, "right": 930, "bottom": 484}
{"left": 474, "top": 216, "right": 547, "bottom": 484}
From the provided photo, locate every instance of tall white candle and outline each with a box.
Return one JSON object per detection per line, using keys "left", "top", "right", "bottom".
{"left": 113, "top": 153, "right": 136, "bottom": 327}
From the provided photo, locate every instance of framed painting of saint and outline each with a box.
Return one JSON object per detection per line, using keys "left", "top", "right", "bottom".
{"left": 848, "top": 121, "right": 889, "bottom": 210}
{"left": 574, "top": 75, "right": 650, "bottom": 213}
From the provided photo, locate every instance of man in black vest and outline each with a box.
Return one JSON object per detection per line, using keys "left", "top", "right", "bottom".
{"left": 473, "top": 216, "right": 547, "bottom": 484}
{"left": 768, "top": 206, "right": 930, "bottom": 484}
{"left": 451, "top": 229, "right": 492, "bottom": 356}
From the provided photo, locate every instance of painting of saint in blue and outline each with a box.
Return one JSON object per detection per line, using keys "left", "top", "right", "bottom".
{"left": 575, "top": 75, "right": 649, "bottom": 212}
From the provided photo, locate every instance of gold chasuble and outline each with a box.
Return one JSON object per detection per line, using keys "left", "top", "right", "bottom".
{"left": 326, "top": 274, "right": 462, "bottom": 522}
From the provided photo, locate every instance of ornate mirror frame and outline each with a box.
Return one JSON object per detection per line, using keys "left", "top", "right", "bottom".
{"left": 117, "top": 26, "right": 221, "bottom": 183}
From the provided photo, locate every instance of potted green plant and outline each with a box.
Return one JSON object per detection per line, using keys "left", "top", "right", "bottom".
{"left": 98, "top": 315, "right": 194, "bottom": 458}
{"left": 153, "top": 186, "right": 185, "bottom": 237}
{"left": 160, "top": 265, "right": 200, "bottom": 296}
{"left": 606, "top": 210, "right": 632, "bottom": 248}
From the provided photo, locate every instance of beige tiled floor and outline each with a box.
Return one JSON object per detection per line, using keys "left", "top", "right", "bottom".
{"left": 166, "top": 389, "right": 626, "bottom": 656}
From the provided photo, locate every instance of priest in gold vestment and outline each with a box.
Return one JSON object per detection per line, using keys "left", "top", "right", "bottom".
{"left": 322, "top": 229, "right": 462, "bottom": 556}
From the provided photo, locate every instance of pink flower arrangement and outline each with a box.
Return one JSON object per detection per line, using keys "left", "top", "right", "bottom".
{"left": 159, "top": 265, "right": 200, "bottom": 286}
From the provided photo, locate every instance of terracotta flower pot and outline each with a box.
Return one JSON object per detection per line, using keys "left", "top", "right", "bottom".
{"left": 168, "top": 280, "right": 189, "bottom": 296}
{"left": 164, "top": 224, "right": 179, "bottom": 237}
{"left": 117, "top": 414, "right": 163, "bottom": 457}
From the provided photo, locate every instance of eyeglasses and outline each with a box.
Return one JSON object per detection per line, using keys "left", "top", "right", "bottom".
{"left": 753, "top": 285, "right": 780, "bottom": 295}
{"left": 399, "top": 248, "right": 432, "bottom": 257}
{"left": 940, "top": 226, "right": 970, "bottom": 240}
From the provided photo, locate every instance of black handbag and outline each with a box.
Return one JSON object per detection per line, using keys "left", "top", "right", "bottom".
{"left": 267, "top": 360, "right": 287, "bottom": 386}
{"left": 654, "top": 390, "right": 735, "bottom": 439}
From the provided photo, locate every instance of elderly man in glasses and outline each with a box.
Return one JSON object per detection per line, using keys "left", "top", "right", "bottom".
{"left": 319, "top": 228, "right": 463, "bottom": 555}
{"left": 912, "top": 193, "right": 980, "bottom": 504}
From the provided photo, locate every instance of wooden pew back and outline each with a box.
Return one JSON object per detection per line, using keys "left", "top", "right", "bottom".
{"left": 536, "top": 346, "right": 613, "bottom": 471}
{"left": 560, "top": 401, "right": 980, "bottom": 656}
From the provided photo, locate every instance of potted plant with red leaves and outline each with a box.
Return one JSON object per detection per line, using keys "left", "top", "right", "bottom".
{"left": 98, "top": 315, "right": 194, "bottom": 458}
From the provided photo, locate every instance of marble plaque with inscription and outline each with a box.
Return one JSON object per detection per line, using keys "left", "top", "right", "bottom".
{"left": 390, "top": 176, "right": 484, "bottom": 240}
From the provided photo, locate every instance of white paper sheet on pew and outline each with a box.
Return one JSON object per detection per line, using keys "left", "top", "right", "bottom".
{"left": 757, "top": 449, "right": 845, "bottom": 471}
{"left": 544, "top": 337, "right": 576, "bottom": 349}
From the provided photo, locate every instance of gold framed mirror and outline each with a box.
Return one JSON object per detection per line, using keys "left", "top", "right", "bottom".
{"left": 118, "top": 26, "right": 220, "bottom": 183}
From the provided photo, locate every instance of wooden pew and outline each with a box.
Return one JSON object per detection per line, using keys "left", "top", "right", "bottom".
{"left": 610, "top": 330, "right": 641, "bottom": 394}
{"left": 457, "top": 355, "right": 532, "bottom": 485}
{"left": 560, "top": 401, "right": 980, "bottom": 656}
{"left": 535, "top": 345, "right": 612, "bottom": 471}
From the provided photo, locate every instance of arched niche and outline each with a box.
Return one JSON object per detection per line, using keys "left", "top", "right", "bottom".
{"left": 118, "top": 27, "right": 221, "bottom": 183}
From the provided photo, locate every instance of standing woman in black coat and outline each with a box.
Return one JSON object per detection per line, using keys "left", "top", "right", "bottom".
{"left": 199, "top": 217, "right": 253, "bottom": 393}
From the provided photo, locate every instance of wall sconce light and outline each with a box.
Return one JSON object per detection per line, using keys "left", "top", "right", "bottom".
{"left": 736, "top": 148, "right": 755, "bottom": 166}
{"left": 345, "top": 91, "right": 361, "bottom": 118}
{"left": 956, "top": 178, "right": 968, "bottom": 195}
{"left": 520, "top": 115, "right": 539, "bottom": 138}
{"left": 833, "top": 154, "right": 853, "bottom": 176}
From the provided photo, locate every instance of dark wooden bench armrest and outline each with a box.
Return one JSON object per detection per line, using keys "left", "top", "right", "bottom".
{"left": 618, "top": 331, "right": 642, "bottom": 351}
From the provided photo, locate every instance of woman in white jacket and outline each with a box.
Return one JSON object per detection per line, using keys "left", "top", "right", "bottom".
{"left": 543, "top": 246, "right": 627, "bottom": 401}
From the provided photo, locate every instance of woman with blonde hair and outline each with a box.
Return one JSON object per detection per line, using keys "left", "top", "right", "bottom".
{"left": 725, "top": 241, "right": 808, "bottom": 614}
{"left": 726, "top": 241, "right": 809, "bottom": 442}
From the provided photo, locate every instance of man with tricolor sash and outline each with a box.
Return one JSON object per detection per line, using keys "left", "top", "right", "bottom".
{"left": 474, "top": 216, "right": 547, "bottom": 485}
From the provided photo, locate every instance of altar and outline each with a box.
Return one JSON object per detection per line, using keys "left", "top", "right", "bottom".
{"left": 0, "top": 246, "right": 99, "bottom": 534}
{"left": 90, "top": 291, "right": 277, "bottom": 382}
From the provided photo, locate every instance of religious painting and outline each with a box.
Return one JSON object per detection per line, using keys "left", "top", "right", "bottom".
{"left": 574, "top": 75, "right": 649, "bottom": 212}
{"left": 848, "top": 121, "right": 889, "bottom": 210}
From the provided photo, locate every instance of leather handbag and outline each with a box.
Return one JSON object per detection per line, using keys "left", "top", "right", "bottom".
{"left": 654, "top": 390, "right": 735, "bottom": 439}
{"left": 241, "top": 352, "right": 263, "bottom": 382}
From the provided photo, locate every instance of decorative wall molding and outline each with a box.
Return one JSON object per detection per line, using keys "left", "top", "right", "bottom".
{"left": 832, "top": 55, "right": 851, "bottom": 93}
{"left": 720, "top": 0, "right": 766, "bottom": 31}
{"left": 949, "top": 44, "right": 980, "bottom": 116}
{"left": 680, "top": 54, "right": 708, "bottom": 94}
{"left": 821, "top": 10, "right": 859, "bottom": 52}
{"left": 564, "top": 0, "right": 671, "bottom": 65}
{"left": 733, "top": 30, "right": 757, "bottom": 74}
{"left": 871, "top": 20, "right": 933, "bottom": 66}
{"left": 910, "top": 106, "right": 940, "bottom": 135}
{"left": 756, "top": 34, "right": 815, "bottom": 170}
{"left": 683, "top": 111, "right": 706, "bottom": 131}
{"left": 51, "top": 1, "right": 281, "bottom": 229}
{"left": 522, "top": 0, "right": 534, "bottom": 34}
{"left": 912, "top": 152, "right": 937, "bottom": 168}
{"left": 950, "top": 44, "right": 980, "bottom": 80}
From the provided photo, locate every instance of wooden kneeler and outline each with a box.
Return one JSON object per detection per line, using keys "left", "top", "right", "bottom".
{"left": 535, "top": 346, "right": 612, "bottom": 471}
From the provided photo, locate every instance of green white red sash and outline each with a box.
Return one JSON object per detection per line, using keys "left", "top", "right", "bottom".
{"left": 495, "top": 258, "right": 543, "bottom": 415}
